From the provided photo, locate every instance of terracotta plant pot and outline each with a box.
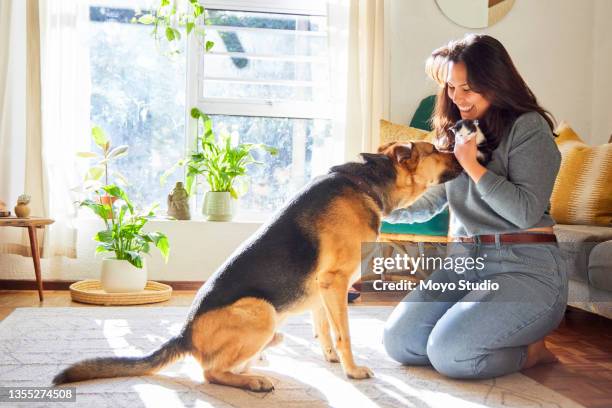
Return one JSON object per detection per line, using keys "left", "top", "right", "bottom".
{"left": 100, "top": 258, "right": 147, "bottom": 293}
{"left": 98, "top": 195, "right": 118, "bottom": 219}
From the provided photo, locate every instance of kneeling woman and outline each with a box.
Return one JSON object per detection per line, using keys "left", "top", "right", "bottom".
{"left": 383, "top": 34, "right": 566, "bottom": 379}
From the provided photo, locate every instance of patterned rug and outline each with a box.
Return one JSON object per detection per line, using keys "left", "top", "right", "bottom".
{"left": 0, "top": 307, "right": 583, "bottom": 408}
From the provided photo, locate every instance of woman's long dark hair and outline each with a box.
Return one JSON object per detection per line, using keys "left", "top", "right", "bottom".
{"left": 426, "top": 34, "right": 556, "bottom": 149}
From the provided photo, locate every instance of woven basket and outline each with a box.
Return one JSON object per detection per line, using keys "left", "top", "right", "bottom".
{"left": 70, "top": 280, "right": 172, "bottom": 306}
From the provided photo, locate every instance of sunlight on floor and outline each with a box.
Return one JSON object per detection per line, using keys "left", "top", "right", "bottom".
{"left": 132, "top": 384, "right": 190, "bottom": 408}
{"left": 82, "top": 311, "right": 552, "bottom": 408}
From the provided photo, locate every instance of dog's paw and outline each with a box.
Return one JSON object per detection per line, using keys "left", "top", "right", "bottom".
{"left": 345, "top": 365, "right": 374, "bottom": 380}
{"left": 246, "top": 375, "right": 275, "bottom": 392}
{"left": 323, "top": 348, "right": 340, "bottom": 363}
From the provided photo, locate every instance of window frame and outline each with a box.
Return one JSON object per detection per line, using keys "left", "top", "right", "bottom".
{"left": 185, "top": 0, "right": 331, "bottom": 150}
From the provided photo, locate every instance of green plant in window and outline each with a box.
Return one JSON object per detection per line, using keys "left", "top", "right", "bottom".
{"left": 162, "top": 108, "right": 278, "bottom": 198}
{"left": 133, "top": 0, "right": 214, "bottom": 54}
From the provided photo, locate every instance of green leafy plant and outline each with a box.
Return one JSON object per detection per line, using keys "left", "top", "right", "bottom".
{"left": 164, "top": 108, "right": 278, "bottom": 198}
{"left": 80, "top": 185, "right": 169, "bottom": 268}
{"left": 133, "top": 0, "right": 214, "bottom": 54}
{"left": 76, "top": 126, "right": 129, "bottom": 192}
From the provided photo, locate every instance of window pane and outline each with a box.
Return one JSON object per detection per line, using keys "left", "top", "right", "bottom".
{"left": 202, "top": 10, "right": 329, "bottom": 103}
{"left": 203, "top": 80, "right": 325, "bottom": 102}
{"left": 89, "top": 6, "right": 186, "bottom": 210}
{"left": 205, "top": 115, "right": 333, "bottom": 212}
{"left": 206, "top": 9, "right": 326, "bottom": 33}
{"left": 204, "top": 55, "right": 328, "bottom": 82}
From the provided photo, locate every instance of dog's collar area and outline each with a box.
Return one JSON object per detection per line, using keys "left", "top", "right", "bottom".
{"left": 334, "top": 172, "right": 385, "bottom": 211}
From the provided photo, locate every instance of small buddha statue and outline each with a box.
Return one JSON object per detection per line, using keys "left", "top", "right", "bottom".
{"left": 167, "top": 182, "right": 191, "bottom": 220}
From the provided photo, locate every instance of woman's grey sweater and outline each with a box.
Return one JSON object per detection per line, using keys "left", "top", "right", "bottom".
{"left": 385, "top": 112, "right": 561, "bottom": 237}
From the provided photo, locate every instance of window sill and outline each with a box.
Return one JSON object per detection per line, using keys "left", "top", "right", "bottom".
{"left": 150, "top": 211, "right": 271, "bottom": 225}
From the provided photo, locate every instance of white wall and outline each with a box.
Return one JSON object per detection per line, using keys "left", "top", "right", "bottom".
{"left": 389, "top": 0, "right": 611, "bottom": 145}
{"left": 591, "top": 0, "right": 612, "bottom": 143}
{"left": 0, "top": 218, "right": 263, "bottom": 282}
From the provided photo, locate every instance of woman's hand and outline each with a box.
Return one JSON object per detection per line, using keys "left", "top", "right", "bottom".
{"left": 454, "top": 136, "right": 487, "bottom": 183}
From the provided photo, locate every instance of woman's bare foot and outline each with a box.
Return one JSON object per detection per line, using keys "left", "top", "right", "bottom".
{"left": 522, "top": 339, "right": 558, "bottom": 369}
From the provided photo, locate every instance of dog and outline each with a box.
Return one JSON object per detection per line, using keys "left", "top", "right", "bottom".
{"left": 53, "top": 141, "right": 463, "bottom": 392}
{"left": 436, "top": 119, "right": 492, "bottom": 165}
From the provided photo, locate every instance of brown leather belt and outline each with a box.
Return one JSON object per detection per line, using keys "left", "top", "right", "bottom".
{"left": 453, "top": 233, "right": 557, "bottom": 244}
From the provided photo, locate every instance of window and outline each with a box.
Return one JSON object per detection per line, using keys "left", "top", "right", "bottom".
{"left": 89, "top": 0, "right": 334, "bottom": 215}
{"left": 89, "top": 2, "right": 186, "bottom": 208}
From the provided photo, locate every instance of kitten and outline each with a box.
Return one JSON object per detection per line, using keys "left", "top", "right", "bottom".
{"left": 448, "top": 119, "right": 492, "bottom": 165}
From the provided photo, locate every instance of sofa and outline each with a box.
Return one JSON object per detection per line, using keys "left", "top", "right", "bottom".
{"left": 379, "top": 97, "right": 612, "bottom": 319}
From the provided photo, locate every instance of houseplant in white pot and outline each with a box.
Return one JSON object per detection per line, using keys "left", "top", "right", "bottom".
{"left": 164, "top": 107, "right": 277, "bottom": 221}
{"left": 80, "top": 185, "right": 170, "bottom": 292}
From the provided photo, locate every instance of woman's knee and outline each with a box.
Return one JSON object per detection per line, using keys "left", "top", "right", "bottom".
{"left": 426, "top": 328, "right": 485, "bottom": 379}
{"left": 383, "top": 322, "right": 430, "bottom": 365}
{"left": 426, "top": 331, "right": 523, "bottom": 379}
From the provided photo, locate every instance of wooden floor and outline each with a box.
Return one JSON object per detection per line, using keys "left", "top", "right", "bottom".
{"left": 1, "top": 290, "right": 610, "bottom": 408}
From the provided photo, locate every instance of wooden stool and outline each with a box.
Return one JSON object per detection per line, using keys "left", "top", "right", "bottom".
{"left": 0, "top": 217, "right": 54, "bottom": 301}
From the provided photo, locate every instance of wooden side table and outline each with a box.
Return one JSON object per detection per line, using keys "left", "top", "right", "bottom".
{"left": 0, "top": 217, "right": 54, "bottom": 301}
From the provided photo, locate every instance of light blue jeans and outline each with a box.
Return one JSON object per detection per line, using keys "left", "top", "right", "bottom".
{"left": 383, "top": 241, "right": 568, "bottom": 379}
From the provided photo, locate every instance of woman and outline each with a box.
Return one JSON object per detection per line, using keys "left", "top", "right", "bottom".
{"left": 382, "top": 34, "right": 566, "bottom": 379}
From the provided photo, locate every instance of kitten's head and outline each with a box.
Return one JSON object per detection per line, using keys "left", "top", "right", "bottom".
{"left": 435, "top": 119, "right": 481, "bottom": 152}
{"left": 451, "top": 119, "right": 479, "bottom": 139}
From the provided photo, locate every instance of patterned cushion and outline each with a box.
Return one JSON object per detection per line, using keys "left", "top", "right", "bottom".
{"left": 551, "top": 122, "right": 612, "bottom": 226}
{"left": 379, "top": 119, "right": 436, "bottom": 146}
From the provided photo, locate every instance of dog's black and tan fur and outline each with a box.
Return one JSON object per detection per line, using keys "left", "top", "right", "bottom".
{"left": 53, "top": 141, "right": 462, "bottom": 392}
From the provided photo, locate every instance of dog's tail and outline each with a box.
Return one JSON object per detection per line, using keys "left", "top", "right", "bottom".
{"left": 52, "top": 335, "right": 188, "bottom": 385}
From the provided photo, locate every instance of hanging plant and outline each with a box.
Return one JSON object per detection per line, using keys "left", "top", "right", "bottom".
{"left": 132, "top": 0, "right": 214, "bottom": 54}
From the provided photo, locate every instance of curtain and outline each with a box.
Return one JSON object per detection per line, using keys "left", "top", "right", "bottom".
{"left": 0, "top": 0, "right": 90, "bottom": 259}
{"left": 0, "top": 0, "right": 31, "bottom": 256}
{"left": 37, "top": 0, "right": 91, "bottom": 257}
{"left": 328, "top": 0, "right": 389, "bottom": 162}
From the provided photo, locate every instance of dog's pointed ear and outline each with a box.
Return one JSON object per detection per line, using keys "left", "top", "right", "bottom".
{"left": 361, "top": 152, "right": 384, "bottom": 163}
{"left": 392, "top": 142, "right": 414, "bottom": 164}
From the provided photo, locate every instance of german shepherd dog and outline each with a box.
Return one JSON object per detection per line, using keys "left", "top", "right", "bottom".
{"left": 53, "top": 141, "right": 462, "bottom": 392}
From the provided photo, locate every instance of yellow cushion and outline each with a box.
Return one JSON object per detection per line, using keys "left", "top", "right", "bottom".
{"left": 550, "top": 122, "right": 612, "bottom": 226}
{"left": 379, "top": 119, "right": 437, "bottom": 145}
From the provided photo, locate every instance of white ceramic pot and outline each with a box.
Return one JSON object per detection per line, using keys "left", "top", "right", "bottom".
{"left": 203, "top": 191, "right": 236, "bottom": 221}
{"left": 100, "top": 258, "right": 147, "bottom": 293}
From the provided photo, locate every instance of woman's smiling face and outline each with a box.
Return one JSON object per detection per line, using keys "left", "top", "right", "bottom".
{"left": 446, "top": 61, "right": 491, "bottom": 120}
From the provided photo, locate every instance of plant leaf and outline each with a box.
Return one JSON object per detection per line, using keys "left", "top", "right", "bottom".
{"left": 102, "top": 185, "right": 133, "bottom": 213}
{"left": 85, "top": 165, "right": 105, "bottom": 181}
{"left": 94, "top": 229, "right": 114, "bottom": 243}
{"left": 186, "top": 22, "right": 194, "bottom": 34}
{"left": 91, "top": 126, "right": 109, "bottom": 149}
{"left": 107, "top": 145, "right": 129, "bottom": 160}
{"left": 165, "top": 26, "right": 175, "bottom": 41}
{"left": 205, "top": 40, "right": 214, "bottom": 52}
{"left": 138, "top": 14, "right": 156, "bottom": 24}
{"left": 76, "top": 152, "right": 98, "bottom": 158}
{"left": 154, "top": 234, "right": 170, "bottom": 262}
{"left": 80, "top": 199, "right": 113, "bottom": 219}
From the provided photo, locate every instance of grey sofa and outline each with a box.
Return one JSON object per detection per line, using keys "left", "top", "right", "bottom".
{"left": 554, "top": 224, "right": 612, "bottom": 318}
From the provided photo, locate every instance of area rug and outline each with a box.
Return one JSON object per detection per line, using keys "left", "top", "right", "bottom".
{"left": 0, "top": 307, "right": 583, "bottom": 408}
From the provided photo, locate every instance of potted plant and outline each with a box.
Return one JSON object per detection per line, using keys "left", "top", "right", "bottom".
{"left": 79, "top": 185, "right": 170, "bottom": 293}
{"left": 183, "top": 108, "right": 277, "bottom": 221}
